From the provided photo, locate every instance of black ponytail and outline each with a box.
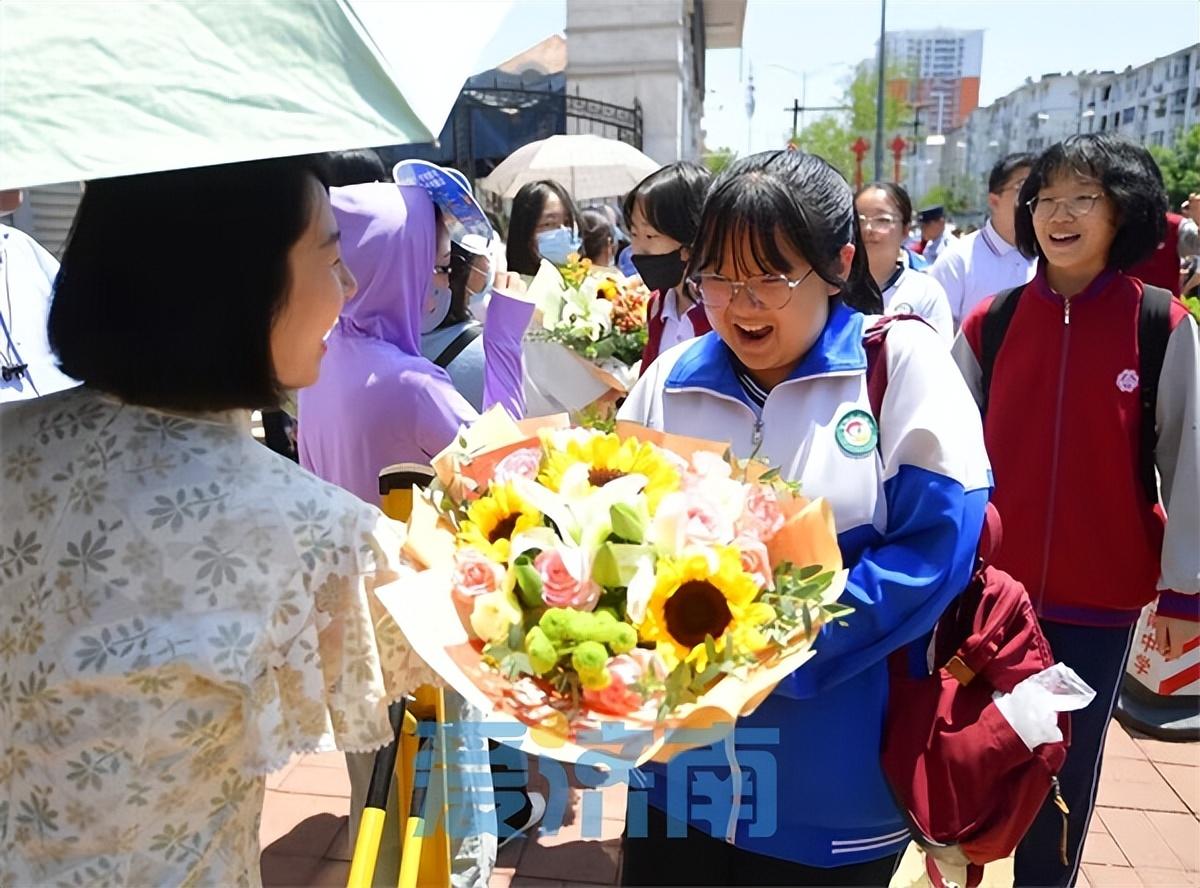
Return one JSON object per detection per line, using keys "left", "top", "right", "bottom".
{"left": 688, "top": 150, "right": 882, "bottom": 314}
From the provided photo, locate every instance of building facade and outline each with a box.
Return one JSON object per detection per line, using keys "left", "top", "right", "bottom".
{"left": 957, "top": 43, "right": 1199, "bottom": 214}
{"left": 565, "top": 0, "right": 745, "bottom": 164}
{"left": 1081, "top": 44, "right": 1200, "bottom": 149}
{"left": 885, "top": 28, "right": 984, "bottom": 134}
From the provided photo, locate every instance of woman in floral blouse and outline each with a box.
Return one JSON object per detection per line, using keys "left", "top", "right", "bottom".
{"left": 0, "top": 156, "right": 435, "bottom": 885}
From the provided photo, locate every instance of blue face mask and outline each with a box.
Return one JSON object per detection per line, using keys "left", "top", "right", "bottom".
{"left": 536, "top": 226, "right": 581, "bottom": 267}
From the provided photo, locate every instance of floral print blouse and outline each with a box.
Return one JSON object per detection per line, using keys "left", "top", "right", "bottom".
{"left": 0, "top": 387, "right": 435, "bottom": 885}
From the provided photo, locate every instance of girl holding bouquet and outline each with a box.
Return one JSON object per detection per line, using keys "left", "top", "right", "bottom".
{"left": 617, "top": 150, "right": 992, "bottom": 885}
{"left": 506, "top": 180, "right": 582, "bottom": 276}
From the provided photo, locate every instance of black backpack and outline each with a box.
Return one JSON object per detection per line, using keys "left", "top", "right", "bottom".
{"left": 977, "top": 283, "right": 1175, "bottom": 504}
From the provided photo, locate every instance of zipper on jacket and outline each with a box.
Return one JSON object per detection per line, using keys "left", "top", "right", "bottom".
{"left": 1037, "top": 297, "right": 1073, "bottom": 611}
{"left": 751, "top": 417, "right": 764, "bottom": 451}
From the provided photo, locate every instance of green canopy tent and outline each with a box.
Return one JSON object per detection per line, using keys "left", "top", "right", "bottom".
{"left": 0, "top": 0, "right": 512, "bottom": 189}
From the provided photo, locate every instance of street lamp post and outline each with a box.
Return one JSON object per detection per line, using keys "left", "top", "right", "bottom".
{"left": 874, "top": 0, "right": 887, "bottom": 181}
{"left": 769, "top": 62, "right": 851, "bottom": 139}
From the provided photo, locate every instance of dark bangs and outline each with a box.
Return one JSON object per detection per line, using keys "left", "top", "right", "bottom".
{"left": 690, "top": 172, "right": 844, "bottom": 286}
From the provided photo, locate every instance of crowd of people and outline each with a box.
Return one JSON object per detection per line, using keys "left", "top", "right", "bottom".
{"left": 1, "top": 129, "right": 1198, "bottom": 888}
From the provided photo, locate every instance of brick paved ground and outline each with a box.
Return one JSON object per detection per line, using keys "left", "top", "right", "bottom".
{"left": 260, "top": 720, "right": 1200, "bottom": 887}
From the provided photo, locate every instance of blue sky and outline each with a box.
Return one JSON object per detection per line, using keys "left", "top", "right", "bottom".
{"left": 475, "top": 0, "right": 1198, "bottom": 154}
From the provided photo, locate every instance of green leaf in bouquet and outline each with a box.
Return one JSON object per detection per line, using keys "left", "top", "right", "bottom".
{"left": 512, "top": 554, "right": 545, "bottom": 609}
{"left": 659, "top": 661, "right": 700, "bottom": 719}
{"left": 593, "top": 542, "right": 652, "bottom": 588}
{"left": 590, "top": 337, "right": 618, "bottom": 360}
{"left": 596, "top": 589, "right": 629, "bottom": 622}
{"left": 507, "top": 622, "right": 527, "bottom": 652}
{"left": 797, "top": 564, "right": 823, "bottom": 581}
{"left": 758, "top": 466, "right": 781, "bottom": 483}
{"left": 609, "top": 502, "right": 647, "bottom": 544}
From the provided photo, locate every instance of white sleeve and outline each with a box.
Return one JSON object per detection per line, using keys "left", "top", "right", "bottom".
{"left": 1179, "top": 219, "right": 1200, "bottom": 258}
{"left": 927, "top": 249, "right": 968, "bottom": 331}
{"left": 1156, "top": 316, "right": 1200, "bottom": 595}
{"left": 917, "top": 276, "right": 955, "bottom": 343}
{"left": 617, "top": 363, "right": 661, "bottom": 428}
{"left": 951, "top": 329, "right": 985, "bottom": 411}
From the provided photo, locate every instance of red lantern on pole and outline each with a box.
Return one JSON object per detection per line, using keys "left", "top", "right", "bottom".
{"left": 890, "top": 135, "right": 907, "bottom": 183}
{"left": 851, "top": 137, "right": 870, "bottom": 190}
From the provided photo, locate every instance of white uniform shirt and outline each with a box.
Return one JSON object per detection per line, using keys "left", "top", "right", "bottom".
{"left": 881, "top": 264, "right": 954, "bottom": 343}
{"left": 657, "top": 287, "right": 703, "bottom": 353}
{"left": 928, "top": 220, "right": 1037, "bottom": 330}
{"left": 0, "top": 224, "right": 78, "bottom": 402}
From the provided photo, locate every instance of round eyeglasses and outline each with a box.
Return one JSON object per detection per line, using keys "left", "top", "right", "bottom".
{"left": 1026, "top": 194, "right": 1103, "bottom": 219}
{"left": 690, "top": 268, "right": 816, "bottom": 310}
{"left": 857, "top": 214, "right": 899, "bottom": 231}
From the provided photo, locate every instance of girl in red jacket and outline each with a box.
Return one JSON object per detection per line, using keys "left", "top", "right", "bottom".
{"left": 952, "top": 134, "right": 1200, "bottom": 887}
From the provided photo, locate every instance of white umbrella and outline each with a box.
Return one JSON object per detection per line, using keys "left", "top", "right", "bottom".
{"left": 0, "top": 0, "right": 513, "bottom": 190}
{"left": 478, "top": 134, "right": 660, "bottom": 202}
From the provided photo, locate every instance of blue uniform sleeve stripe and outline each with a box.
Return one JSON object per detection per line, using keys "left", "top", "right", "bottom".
{"left": 774, "top": 465, "right": 990, "bottom": 699}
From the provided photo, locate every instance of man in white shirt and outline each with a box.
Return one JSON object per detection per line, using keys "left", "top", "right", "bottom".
{"left": 1, "top": 189, "right": 78, "bottom": 402}
{"left": 916, "top": 205, "right": 958, "bottom": 265}
{"left": 928, "top": 155, "right": 1037, "bottom": 330}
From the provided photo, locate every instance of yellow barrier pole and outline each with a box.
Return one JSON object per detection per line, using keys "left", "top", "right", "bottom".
{"left": 346, "top": 698, "right": 407, "bottom": 888}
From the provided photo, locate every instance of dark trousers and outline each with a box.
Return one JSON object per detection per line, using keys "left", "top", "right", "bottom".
{"left": 1014, "top": 620, "right": 1136, "bottom": 888}
{"left": 622, "top": 804, "right": 901, "bottom": 887}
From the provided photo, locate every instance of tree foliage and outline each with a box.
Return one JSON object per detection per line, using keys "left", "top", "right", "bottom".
{"left": 789, "top": 61, "right": 914, "bottom": 180}
{"left": 919, "top": 181, "right": 971, "bottom": 216}
{"left": 702, "top": 147, "right": 738, "bottom": 176}
{"left": 1149, "top": 124, "right": 1200, "bottom": 208}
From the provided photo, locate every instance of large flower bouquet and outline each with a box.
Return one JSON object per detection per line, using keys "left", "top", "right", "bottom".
{"left": 523, "top": 257, "right": 651, "bottom": 416}
{"left": 385, "top": 410, "right": 851, "bottom": 765}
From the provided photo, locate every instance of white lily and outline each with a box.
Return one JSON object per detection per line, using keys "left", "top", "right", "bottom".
{"left": 625, "top": 553, "right": 657, "bottom": 626}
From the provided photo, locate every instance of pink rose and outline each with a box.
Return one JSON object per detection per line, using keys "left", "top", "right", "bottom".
{"left": 452, "top": 548, "right": 505, "bottom": 603}
{"left": 682, "top": 451, "right": 730, "bottom": 494}
{"left": 738, "top": 485, "right": 784, "bottom": 541}
{"left": 495, "top": 447, "right": 543, "bottom": 485}
{"left": 735, "top": 535, "right": 775, "bottom": 591}
{"left": 537, "top": 548, "right": 600, "bottom": 611}
{"left": 683, "top": 492, "right": 735, "bottom": 547}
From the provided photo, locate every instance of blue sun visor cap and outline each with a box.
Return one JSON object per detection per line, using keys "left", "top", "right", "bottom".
{"left": 393, "top": 159, "right": 492, "bottom": 254}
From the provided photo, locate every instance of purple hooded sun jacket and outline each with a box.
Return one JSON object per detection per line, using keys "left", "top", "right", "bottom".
{"left": 298, "top": 183, "right": 497, "bottom": 504}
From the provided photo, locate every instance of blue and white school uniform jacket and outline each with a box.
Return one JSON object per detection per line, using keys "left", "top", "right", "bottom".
{"left": 617, "top": 301, "right": 991, "bottom": 867}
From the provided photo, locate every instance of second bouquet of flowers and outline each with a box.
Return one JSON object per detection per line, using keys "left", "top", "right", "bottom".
{"left": 522, "top": 256, "right": 651, "bottom": 417}
{"left": 384, "top": 410, "right": 851, "bottom": 765}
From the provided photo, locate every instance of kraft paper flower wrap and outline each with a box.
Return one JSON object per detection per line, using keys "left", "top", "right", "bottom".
{"left": 522, "top": 257, "right": 650, "bottom": 416}
{"left": 379, "top": 409, "right": 851, "bottom": 766}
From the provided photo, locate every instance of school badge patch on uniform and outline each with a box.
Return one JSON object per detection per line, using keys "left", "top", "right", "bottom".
{"left": 835, "top": 409, "right": 878, "bottom": 457}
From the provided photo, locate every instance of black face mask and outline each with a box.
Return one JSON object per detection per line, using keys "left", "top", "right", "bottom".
{"left": 631, "top": 249, "right": 686, "bottom": 294}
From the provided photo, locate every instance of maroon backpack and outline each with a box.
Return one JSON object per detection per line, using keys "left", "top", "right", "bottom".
{"left": 864, "top": 317, "right": 1072, "bottom": 887}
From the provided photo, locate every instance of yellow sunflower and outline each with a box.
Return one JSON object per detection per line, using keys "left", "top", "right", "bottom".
{"left": 539, "top": 433, "right": 680, "bottom": 510}
{"left": 457, "top": 483, "right": 543, "bottom": 563}
{"left": 596, "top": 278, "right": 620, "bottom": 301}
{"left": 639, "top": 547, "right": 775, "bottom": 667}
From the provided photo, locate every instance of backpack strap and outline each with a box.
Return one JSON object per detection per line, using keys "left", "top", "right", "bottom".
{"left": 1137, "top": 285, "right": 1173, "bottom": 504}
{"left": 863, "top": 318, "right": 893, "bottom": 420}
{"left": 978, "top": 284, "right": 1027, "bottom": 418}
{"left": 434, "top": 323, "right": 482, "bottom": 369}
